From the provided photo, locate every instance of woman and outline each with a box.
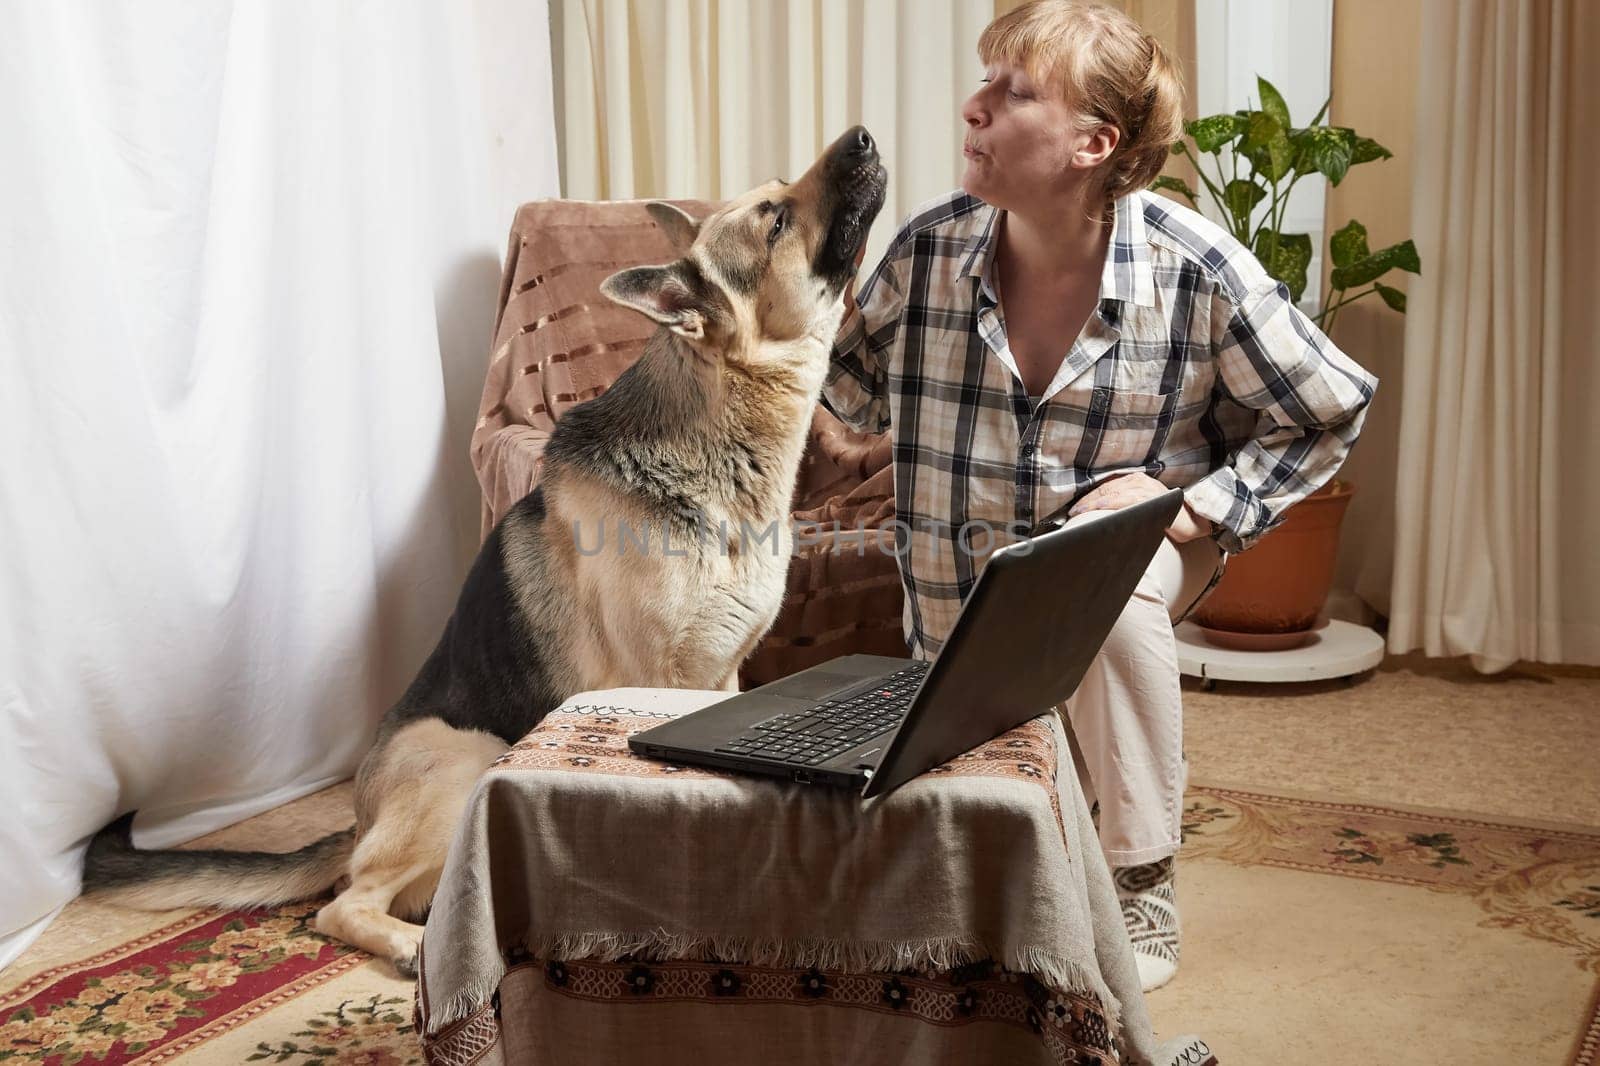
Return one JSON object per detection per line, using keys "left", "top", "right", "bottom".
{"left": 823, "top": 0, "right": 1376, "bottom": 991}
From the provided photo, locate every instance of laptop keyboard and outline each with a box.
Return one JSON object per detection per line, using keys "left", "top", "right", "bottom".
{"left": 714, "top": 662, "right": 930, "bottom": 767}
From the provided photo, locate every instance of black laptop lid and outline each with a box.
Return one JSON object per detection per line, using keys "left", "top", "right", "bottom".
{"left": 861, "top": 488, "right": 1184, "bottom": 798}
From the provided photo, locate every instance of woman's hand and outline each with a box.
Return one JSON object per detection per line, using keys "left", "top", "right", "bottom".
{"left": 1068, "top": 472, "right": 1214, "bottom": 543}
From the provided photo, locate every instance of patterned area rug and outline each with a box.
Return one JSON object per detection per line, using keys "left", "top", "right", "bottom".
{"left": 4, "top": 786, "right": 1597, "bottom": 1064}
{"left": 1162, "top": 786, "right": 1600, "bottom": 1065}
{"left": 0, "top": 904, "right": 418, "bottom": 1065}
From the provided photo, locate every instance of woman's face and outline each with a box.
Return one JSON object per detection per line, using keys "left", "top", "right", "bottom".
{"left": 960, "top": 61, "right": 1114, "bottom": 212}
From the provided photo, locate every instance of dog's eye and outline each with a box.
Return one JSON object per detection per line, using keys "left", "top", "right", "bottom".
{"left": 768, "top": 208, "right": 788, "bottom": 245}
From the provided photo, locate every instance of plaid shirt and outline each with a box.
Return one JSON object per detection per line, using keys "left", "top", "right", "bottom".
{"left": 823, "top": 189, "right": 1377, "bottom": 658}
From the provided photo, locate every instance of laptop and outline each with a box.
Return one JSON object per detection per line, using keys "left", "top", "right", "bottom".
{"left": 629, "top": 487, "right": 1185, "bottom": 799}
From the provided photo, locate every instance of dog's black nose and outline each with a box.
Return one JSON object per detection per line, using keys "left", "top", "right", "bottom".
{"left": 827, "top": 125, "right": 880, "bottom": 179}
{"left": 838, "top": 125, "right": 876, "bottom": 160}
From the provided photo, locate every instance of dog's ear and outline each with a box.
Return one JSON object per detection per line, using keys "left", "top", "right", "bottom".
{"left": 600, "top": 263, "right": 709, "bottom": 341}
{"left": 645, "top": 202, "right": 700, "bottom": 252}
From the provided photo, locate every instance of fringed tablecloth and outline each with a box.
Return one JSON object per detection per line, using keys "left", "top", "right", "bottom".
{"left": 415, "top": 689, "right": 1215, "bottom": 1066}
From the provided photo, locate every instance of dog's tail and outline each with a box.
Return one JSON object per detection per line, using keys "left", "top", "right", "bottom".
{"left": 82, "top": 812, "right": 355, "bottom": 911}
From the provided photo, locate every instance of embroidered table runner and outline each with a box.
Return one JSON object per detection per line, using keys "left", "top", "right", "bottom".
{"left": 415, "top": 688, "right": 1212, "bottom": 1066}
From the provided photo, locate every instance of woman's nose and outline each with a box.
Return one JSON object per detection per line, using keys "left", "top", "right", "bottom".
{"left": 961, "top": 94, "right": 987, "bottom": 128}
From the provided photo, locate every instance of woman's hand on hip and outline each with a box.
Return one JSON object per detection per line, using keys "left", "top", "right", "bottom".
{"left": 1068, "top": 472, "right": 1215, "bottom": 543}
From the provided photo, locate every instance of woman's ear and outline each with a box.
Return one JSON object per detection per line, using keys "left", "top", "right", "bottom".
{"left": 1072, "top": 122, "right": 1121, "bottom": 170}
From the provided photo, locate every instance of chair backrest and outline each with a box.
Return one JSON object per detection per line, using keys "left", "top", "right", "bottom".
{"left": 472, "top": 198, "right": 721, "bottom": 533}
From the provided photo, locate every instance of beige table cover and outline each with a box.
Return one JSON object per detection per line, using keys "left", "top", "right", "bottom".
{"left": 415, "top": 689, "right": 1215, "bottom": 1066}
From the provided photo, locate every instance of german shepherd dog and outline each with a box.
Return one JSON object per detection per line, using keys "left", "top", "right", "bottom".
{"left": 84, "top": 127, "right": 887, "bottom": 976}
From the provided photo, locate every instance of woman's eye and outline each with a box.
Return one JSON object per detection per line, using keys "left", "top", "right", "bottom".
{"left": 1008, "top": 89, "right": 1026, "bottom": 101}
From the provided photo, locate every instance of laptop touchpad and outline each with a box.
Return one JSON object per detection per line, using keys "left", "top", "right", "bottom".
{"left": 768, "top": 671, "right": 860, "bottom": 700}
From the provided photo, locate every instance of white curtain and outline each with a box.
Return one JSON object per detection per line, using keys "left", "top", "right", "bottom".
{"left": 1388, "top": 0, "right": 1600, "bottom": 669}
{"left": 554, "top": 0, "right": 998, "bottom": 266}
{"left": 0, "top": 0, "right": 558, "bottom": 967}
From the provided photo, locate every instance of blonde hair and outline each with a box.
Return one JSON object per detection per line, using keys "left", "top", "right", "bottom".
{"left": 978, "top": 0, "right": 1186, "bottom": 205}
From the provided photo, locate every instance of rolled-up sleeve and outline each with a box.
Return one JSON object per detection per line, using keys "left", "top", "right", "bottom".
{"left": 1184, "top": 279, "right": 1378, "bottom": 553}
{"left": 821, "top": 248, "right": 904, "bottom": 434}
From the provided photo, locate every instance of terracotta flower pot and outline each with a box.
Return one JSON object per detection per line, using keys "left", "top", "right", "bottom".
{"left": 1191, "top": 480, "right": 1355, "bottom": 650}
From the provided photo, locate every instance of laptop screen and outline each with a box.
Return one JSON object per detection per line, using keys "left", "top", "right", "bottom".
{"left": 862, "top": 488, "right": 1183, "bottom": 798}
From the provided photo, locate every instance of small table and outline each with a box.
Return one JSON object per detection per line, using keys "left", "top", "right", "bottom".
{"left": 414, "top": 689, "right": 1214, "bottom": 1066}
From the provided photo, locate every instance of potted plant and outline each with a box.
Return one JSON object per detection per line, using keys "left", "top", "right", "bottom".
{"left": 1153, "top": 77, "right": 1420, "bottom": 649}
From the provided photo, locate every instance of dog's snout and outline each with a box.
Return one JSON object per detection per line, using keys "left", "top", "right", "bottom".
{"left": 809, "top": 125, "right": 887, "bottom": 292}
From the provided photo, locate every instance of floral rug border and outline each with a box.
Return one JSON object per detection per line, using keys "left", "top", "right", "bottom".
{"left": 0, "top": 904, "right": 361, "bottom": 1065}
{"left": 131, "top": 951, "right": 367, "bottom": 1064}
{"left": 2, "top": 914, "right": 222, "bottom": 1009}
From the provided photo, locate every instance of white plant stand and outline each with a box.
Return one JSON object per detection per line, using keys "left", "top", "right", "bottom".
{"left": 1175, "top": 618, "right": 1386, "bottom": 689}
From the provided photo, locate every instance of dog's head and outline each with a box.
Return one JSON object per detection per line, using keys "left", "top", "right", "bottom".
{"left": 601, "top": 126, "right": 887, "bottom": 362}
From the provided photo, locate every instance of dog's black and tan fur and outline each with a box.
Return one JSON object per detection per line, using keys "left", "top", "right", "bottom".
{"left": 84, "top": 128, "right": 888, "bottom": 975}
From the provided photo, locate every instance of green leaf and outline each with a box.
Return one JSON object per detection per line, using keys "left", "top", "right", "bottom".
{"left": 1257, "top": 76, "right": 1292, "bottom": 130}
{"left": 1293, "top": 126, "right": 1355, "bottom": 185}
{"left": 1239, "top": 112, "right": 1295, "bottom": 182}
{"left": 1329, "top": 220, "right": 1369, "bottom": 268}
{"left": 1223, "top": 179, "right": 1266, "bottom": 225}
{"left": 1253, "top": 229, "right": 1314, "bottom": 303}
{"left": 1238, "top": 111, "right": 1283, "bottom": 153}
{"left": 1375, "top": 282, "right": 1407, "bottom": 312}
{"left": 1185, "top": 114, "right": 1244, "bottom": 153}
{"left": 1351, "top": 136, "right": 1393, "bottom": 164}
{"left": 1306, "top": 95, "right": 1331, "bottom": 128}
{"left": 1250, "top": 140, "right": 1295, "bottom": 184}
{"left": 1170, "top": 140, "right": 1186, "bottom": 155}
{"left": 1330, "top": 239, "right": 1422, "bottom": 289}
{"left": 1151, "top": 174, "right": 1199, "bottom": 205}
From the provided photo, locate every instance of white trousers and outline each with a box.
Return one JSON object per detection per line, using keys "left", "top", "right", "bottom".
{"left": 1060, "top": 510, "right": 1224, "bottom": 867}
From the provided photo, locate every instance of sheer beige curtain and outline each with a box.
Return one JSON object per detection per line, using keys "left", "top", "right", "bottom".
{"left": 1388, "top": 0, "right": 1600, "bottom": 670}
{"left": 552, "top": 0, "right": 1194, "bottom": 262}
{"left": 554, "top": 0, "right": 992, "bottom": 264}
